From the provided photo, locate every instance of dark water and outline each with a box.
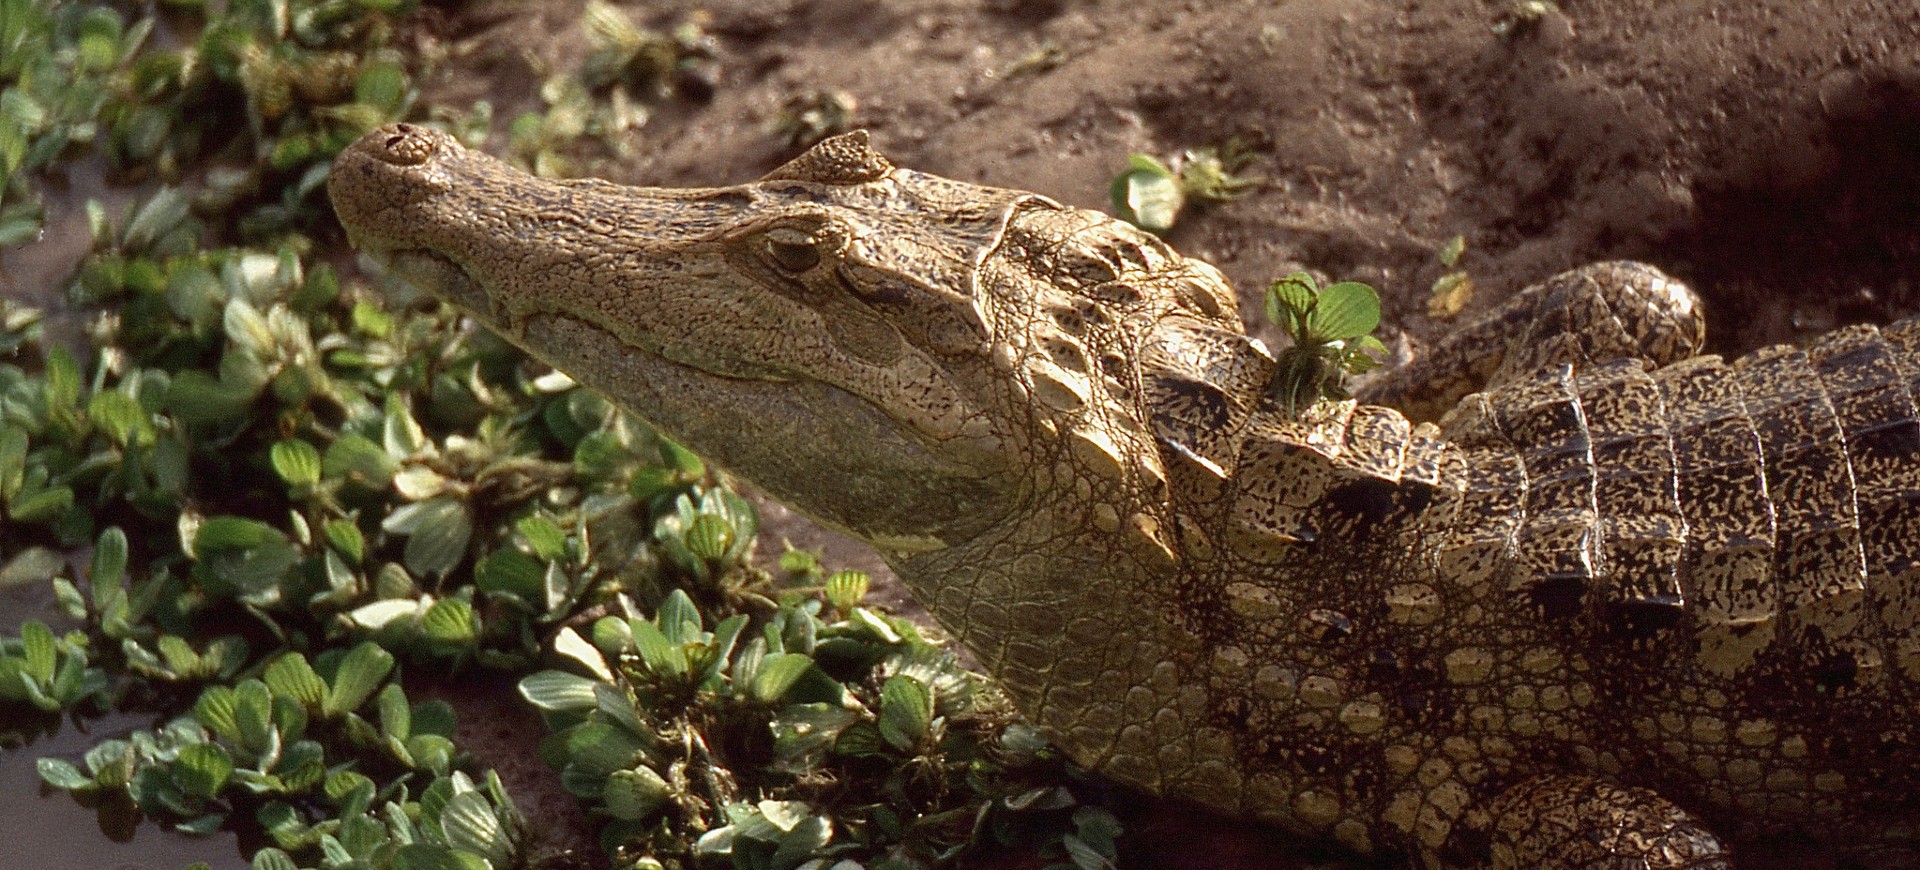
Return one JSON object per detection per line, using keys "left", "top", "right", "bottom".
{"left": 1, "top": 583, "right": 251, "bottom": 870}
{"left": 0, "top": 124, "right": 256, "bottom": 868}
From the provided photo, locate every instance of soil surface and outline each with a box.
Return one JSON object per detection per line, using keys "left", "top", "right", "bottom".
{"left": 394, "top": 1, "right": 1920, "bottom": 867}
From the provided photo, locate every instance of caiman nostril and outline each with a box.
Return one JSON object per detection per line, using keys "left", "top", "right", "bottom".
{"left": 377, "top": 124, "right": 433, "bottom": 167}
{"left": 324, "top": 119, "right": 1920, "bottom": 865}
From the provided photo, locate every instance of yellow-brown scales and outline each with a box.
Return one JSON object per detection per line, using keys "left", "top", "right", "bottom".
{"left": 331, "top": 127, "right": 1920, "bottom": 869}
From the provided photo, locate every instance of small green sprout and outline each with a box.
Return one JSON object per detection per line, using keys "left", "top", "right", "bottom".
{"left": 1429, "top": 234, "right": 1474, "bottom": 318}
{"left": 1265, "top": 272, "right": 1388, "bottom": 415}
{"left": 1110, "top": 144, "right": 1260, "bottom": 233}
{"left": 0, "top": 620, "right": 109, "bottom": 713}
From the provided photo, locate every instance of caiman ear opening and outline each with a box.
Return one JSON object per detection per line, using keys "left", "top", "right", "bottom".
{"left": 762, "top": 130, "right": 895, "bottom": 185}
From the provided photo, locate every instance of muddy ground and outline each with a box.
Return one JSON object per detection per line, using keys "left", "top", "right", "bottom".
{"left": 392, "top": 1, "right": 1920, "bottom": 867}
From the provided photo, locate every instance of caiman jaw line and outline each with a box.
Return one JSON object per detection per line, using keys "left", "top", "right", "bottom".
{"left": 331, "top": 122, "right": 1920, "bottom": 867}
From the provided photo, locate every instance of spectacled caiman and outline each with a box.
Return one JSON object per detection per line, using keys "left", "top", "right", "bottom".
{"left": 328, "top": 124, "right": 1920, "bottom": 869}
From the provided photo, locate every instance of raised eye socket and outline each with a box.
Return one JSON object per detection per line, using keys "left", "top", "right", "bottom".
{"left": 765, "top": 238, "right": 820, "bottom": 273}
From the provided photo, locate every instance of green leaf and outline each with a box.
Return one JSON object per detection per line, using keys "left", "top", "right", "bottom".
{"left": 422, "top": 597, "right": 479, "bottom": 645}
{"left": 257, "top": 800, "right": 313, "bottom": 850}
{"left": 413, "top": 700, "right": 458, "bottom": 738}
{"left": 602, "top": 767, "right": 670, "bottom": 820}
{"left": 552, "top": 626, "right": 614, "bottom": 682}
{"left": 1303, "top": 281, "right": 1380, "bottom": 342}
{"left": 439, "top": 790, "right": 509, "bottom": 866}
{"left": 397, "top": 496, "right": 473, "bottom": 579}
{"left": 322, "top": 434, "right": 396, "bottom": 489}
{"left": 223, "top": 297, "right": 276, "bottom": 358}
{"left": 90, "top": 526, "right": 128, "bottom": 593}
{"left": 233, "top": 679, "right": 277, "bottom": 756}
{"left": 8, "top": 484, "right": 72, "bottom": 523}
{"left": 355, "top": 61, "right": 408, "bottom": 113}
{"left": 474, "top": 548, "right": 543, "bottom": 600}
{"left": 1438, "top": 233, "right": 1467, "bottom": 268}
{"left": 823, "top": 570, "right": 868, "bottom": 611}
{"left": 203, "top": 637, "right": 250, "bottom": 679}
{"left": 195, "top": 685, "right": 243, "bottom": 745}
{"left": 515, "top": 516, "right": 567, "bottom": 561}
{"left": 656, "top": 589, "right": 702, "bottom": 645}
{"left": 53, "top": 578, "right": 87, "bottom": 621}
{"left": 177, "top": 815, "right": 227, "bottom": 835}
{"left": 629, "top": 619, "right": 687, "bottom": 679}
{"left": 778, "top": 548, "right": 821, "bottom": 577}
{"left": 123, "top": 187, "right": 190, "bottom": 253}
{"left": 324, "top": 518, "right": 366, "bottom": 563}
{"left": 392, "top": 844, "right": 485, "bottom": 870}
{"left": 324, "top": 642, "right": 395, "bottom": 718}
{"left": 878, "top": 675, "right": 933, "bottom": 752}
{"left": 770, "top": 815, "right": 832, "bottom": 869}
{"left": 750, "top": 653, "right": 813, "bottom": 704}
{"left": 37, "top": 757, "right": 94, "bottom": 791}
{"left": 383, "top": 394, "right": 429, "bottom": 458}
{"left": 86, "top": 740, "right": 136, "bottom": 789}
{"left": 377, "top": 682, "right": 411, "bottom": 741}
{"left": 0, "top": 427, "right": 26, "bottom": 503}
{"left": 156, "top": 635, "right": 205, "bottom": 677}
{"left": 652, "top": 436, "right": 703, "bottom": 475}
{"left": 591, "top": 615, "right": 633, "bottom": 658}
{"left": 195, "top": 516, "right": 284, "bottom": 552}
{"left": 349, "top": 598, "right": 420, "bottom": 631}
{"left": 517, "top": 670, "right": 600, "bottom": 712}
{"left": 194, "top": 520, "right": 299, "bottom": 606}
{"left": 164, "top": 370, "right": 259, "bottom": 426}
{"left": 1265, "top": 273, "right": 1317, "bottom": 337}
{"left": 264, "top": 653, "right": 328, "bottom": 712}
{"left": 175, "top": 742, "right": 235, "bottom": 798}
{"left": 270, "top": 439, "right": 322, "bottom": 487}
{"left": 42, "top": 346, "right": 78, "bottom": 413}
{"left": 1110, "top": 157, "right": 1183, "bottom": 233}
{"left": 89, "top": 390, "right": 153, "bottom": 446}
{"left": 406, "top": 734, "right": 455, "bottom": 775}
{"left": 771, "top": 703, "right": 861, "bottom": 768}
{"left": 18, "top": 619, "right": 55, "bottom": 683}
{"left": 682, "top": 513, "right": 734, "bottom": 562}
{"left": 848, "top": 607, "right": 901, "bottom": 644}
{"left": 252, "top": 848, "right": 301, "bottom": 870}
{"left": 564, "top": 721, "right": 647, "bottom": 781}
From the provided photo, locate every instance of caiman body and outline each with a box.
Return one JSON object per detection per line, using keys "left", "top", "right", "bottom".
{"left": 329, "top": 125, "right": 1920, "bottom": 868}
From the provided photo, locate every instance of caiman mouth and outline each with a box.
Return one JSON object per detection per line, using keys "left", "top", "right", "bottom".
{"left": 377, "top": 248, "right": 498, "bottom": 322}
{"left": 374, "top": 244, "right": 802, "bottom": 388}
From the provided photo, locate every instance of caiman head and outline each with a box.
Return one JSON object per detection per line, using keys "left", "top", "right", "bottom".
{"left": 327, "top": 124, "right": 1255, "bottom": 564}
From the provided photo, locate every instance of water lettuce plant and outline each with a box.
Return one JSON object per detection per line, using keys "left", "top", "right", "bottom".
{"left": 2, "top": 0, "right": 1135, "bottom": 866}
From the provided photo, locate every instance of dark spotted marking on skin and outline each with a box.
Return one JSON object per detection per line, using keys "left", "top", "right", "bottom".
{"left": 332, "top": 125, "right": 1920, "bottom": 869}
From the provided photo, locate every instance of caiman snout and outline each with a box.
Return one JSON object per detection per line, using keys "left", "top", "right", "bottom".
{"left": 362, "top": 123, "right": 443, "bottom": 167}
{"left": 326, "top": 123, "right": 466, "bottom": 256}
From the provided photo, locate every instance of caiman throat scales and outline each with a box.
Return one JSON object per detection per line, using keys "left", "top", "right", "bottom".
{"left": 330, "top": 124, "right": 1920, "bottom": 869}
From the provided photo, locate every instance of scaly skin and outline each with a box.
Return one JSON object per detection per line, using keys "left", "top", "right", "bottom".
{"left": 329, "top": 125, "right": 1920, "bottom": 869}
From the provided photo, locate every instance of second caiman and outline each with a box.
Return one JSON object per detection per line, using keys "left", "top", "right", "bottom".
{"left": 328, "top": 123, "right": 1920, "bottom": 869}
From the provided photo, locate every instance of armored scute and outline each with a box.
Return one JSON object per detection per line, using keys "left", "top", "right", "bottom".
{"left": 331, "top": 125, "right": 1920, "bottom": 868}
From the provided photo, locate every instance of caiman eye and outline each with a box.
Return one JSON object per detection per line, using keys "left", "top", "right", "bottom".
{"left": 765, "top": 238, "right": 820, "bottom": 273}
